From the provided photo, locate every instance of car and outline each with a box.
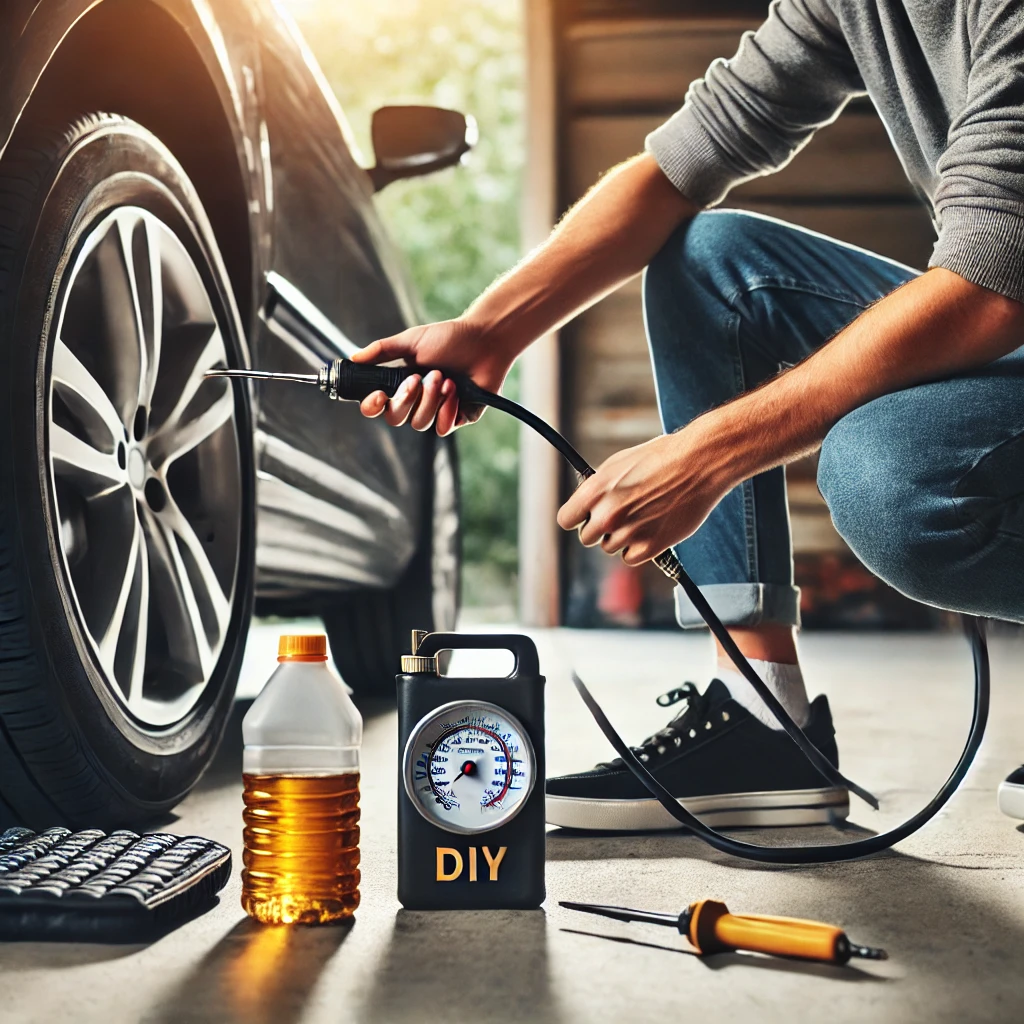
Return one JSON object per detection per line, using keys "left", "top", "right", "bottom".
{"left": 0, "top": 0, "right": 466, "bottom": 830}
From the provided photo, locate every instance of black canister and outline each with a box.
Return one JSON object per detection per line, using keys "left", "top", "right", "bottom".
{"left": 397, "top": 631, "right": 545, "bottom": 910}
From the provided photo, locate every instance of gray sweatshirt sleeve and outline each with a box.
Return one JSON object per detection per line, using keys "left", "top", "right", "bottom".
{"left": 930, "top": 2, "right": 1024, "bottom": 304}
{"left": 646, "top": 0, "right": 863, "bottom": 208}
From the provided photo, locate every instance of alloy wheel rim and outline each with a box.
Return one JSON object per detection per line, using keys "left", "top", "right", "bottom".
{"left": 46, "top": 206, "right": 242, "bottom": 728}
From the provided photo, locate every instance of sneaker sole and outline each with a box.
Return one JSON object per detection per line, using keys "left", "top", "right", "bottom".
{"left": 997, "top": 781, "right": 1024, "bottom": 820}
{"left": 546, "top": 787, "right": 850, "bottom": 832}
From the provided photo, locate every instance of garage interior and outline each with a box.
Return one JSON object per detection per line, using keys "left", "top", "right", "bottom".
{"left": 3, "top": 1, "right": 1024, "bottom": 1023}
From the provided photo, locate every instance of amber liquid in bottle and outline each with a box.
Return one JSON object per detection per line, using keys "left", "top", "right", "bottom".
{"left": 241, "top": 772, "right": 361, "bottom": 925}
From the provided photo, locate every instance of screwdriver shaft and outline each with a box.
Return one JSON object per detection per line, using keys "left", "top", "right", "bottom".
{"left": 558, "top": 901, "right": 682, "bottom": 929}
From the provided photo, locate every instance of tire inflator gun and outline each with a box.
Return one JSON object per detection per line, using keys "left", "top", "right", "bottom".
{"left": 206, "top": 357, "right": 989, "bottom": 866}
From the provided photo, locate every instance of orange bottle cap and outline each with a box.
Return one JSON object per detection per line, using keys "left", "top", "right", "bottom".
{"left": 278, "top": 634, "right": 328, "bottom": 662}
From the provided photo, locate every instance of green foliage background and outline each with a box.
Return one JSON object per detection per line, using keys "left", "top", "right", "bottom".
{"left": 280, "top": 0, "right": 524, "bottom": 614}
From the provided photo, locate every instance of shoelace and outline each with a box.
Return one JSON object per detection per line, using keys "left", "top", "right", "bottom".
{"left": 596, "top": 682, "right": 707, "bottom": 769}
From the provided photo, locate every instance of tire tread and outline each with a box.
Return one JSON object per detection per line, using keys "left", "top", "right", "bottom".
{"left": 0, "top": 119, "right": 115, "bottom": 828}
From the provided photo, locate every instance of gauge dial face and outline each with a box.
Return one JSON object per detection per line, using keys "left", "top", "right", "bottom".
{"left": 403, "top": 700, "right": 536, "bottom": 835}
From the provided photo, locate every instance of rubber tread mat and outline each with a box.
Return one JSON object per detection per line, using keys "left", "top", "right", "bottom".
{"left": 0, "top": 826, "right": 231, "bottom": 942}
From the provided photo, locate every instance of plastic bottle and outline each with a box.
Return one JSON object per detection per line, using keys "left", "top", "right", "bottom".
{"left": 241, "top": 634, "right": 362, "bottom": 925}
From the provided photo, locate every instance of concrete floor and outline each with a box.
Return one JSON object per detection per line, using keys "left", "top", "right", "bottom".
{"left": 2, "top": 625, "right": 1023, "bottom": 1023}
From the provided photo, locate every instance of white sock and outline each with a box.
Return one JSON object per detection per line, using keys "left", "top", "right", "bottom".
{"left": 714, "top": 658, "right": 811, "bottom": 730}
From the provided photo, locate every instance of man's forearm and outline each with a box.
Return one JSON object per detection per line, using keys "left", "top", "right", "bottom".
{"left": 463, "top": 154, "right": 697, "bottom": 360}
{"left": 700, "top": 267, "right": 1024, "bottom": 488}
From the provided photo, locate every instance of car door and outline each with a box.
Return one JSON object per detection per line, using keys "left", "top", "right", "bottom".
{"left": 249, "top": 1, "right": 429, "bottom": 602}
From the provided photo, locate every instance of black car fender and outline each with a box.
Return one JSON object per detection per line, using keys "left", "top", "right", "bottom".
{"left": 0, "top": 0, "right": 265, "bottom": 358}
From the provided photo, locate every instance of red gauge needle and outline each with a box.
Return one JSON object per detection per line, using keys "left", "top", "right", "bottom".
{"left": 450, "top": 760, "right": 476, "bottom": 784}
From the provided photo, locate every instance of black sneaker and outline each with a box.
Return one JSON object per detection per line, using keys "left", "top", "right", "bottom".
{"left": 546, "top": 679, "right": 849, "bottom": 831}
{"left": 997, "top": 766, "right": 1024, "bottom": 819}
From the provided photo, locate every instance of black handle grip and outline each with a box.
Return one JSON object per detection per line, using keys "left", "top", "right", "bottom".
{"left": 327, "top": 360, "right": 415, "bottom": 401}
{"left": 413, "top": 632, "right": 541, "bottom": 678}
{"left": 326, "top": 359, "right": 491, "bottom": 407}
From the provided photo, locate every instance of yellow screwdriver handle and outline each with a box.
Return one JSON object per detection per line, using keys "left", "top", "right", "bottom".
{"left": 687, "top": 899, "right": 850, "bottom": 963}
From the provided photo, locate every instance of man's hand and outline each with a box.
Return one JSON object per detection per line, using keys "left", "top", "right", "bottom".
{"left": 556, "top": 424, "right": 730, "bottom": 566}
{"left": 351, "top": 319, "right": 513, "bottom": 436}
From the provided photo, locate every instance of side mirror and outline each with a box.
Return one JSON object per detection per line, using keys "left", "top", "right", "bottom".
{"left": 368, "top": 105, "right": 477, "bottom": 192}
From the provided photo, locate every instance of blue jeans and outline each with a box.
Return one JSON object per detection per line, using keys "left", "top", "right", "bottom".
{"left": 643, "top": 210, "right": 1024, "bottom": 627}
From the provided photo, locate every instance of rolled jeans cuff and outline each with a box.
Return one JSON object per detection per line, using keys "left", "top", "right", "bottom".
{"left": 674, "top": 583, "right": 801, "bottom": 629}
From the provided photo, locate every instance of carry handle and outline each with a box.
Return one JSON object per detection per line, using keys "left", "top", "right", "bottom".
{"left": 413, "top": 632, "right": 540, "bottom": 679}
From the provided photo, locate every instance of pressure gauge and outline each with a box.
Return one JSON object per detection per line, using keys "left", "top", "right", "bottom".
{"left": 403, "top": 700, "right": 537, "bottom": 835}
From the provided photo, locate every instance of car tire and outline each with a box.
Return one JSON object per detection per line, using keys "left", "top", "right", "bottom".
{"left": 0, "top": 114, "right": 255, "bottom": 829}
{"left": 325, "top": 433, "right": 460, "bottom": 694}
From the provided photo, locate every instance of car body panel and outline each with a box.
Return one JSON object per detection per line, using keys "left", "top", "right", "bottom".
{"left": 0, "top": 0, "right": 431, "bottom": 604}
{"left": 252, "top": 4, "right": 424, "bottom": 597}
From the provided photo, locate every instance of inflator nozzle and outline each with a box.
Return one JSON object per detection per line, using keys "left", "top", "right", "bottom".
{"left": 205, "top": 359, "right": 423, "bottom": 403}
{"left": 203, "top": 368, "right": 320, "bottom": 386}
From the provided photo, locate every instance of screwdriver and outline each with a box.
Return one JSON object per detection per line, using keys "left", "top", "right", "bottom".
{"left": 559, "top": 900, "right": 887, "bottom": 964}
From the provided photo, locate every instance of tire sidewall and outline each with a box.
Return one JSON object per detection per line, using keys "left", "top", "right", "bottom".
{"left": 0, "top": 119, "right": 255, "bottom": 809}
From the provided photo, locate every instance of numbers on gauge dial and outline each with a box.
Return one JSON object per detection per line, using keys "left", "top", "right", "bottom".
{"left": 405, "top": 701, "right": 536, "bottom": 834}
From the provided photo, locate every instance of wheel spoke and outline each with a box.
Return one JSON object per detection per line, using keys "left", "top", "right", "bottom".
{"left": 98, "top": 514, "right": 142, "bottom": 665}
{"left": 158, "top": 327, "right": 226, "bottom": 424}
{"left": 126, "top": 528, "right": 151, "bottom": 711}
{"left": 91, "top": 217, "right": 143, "bottom": 427}
{"left": 159, "top": 496, "right": 232, "bottom": 635}
{"left": 147, "top": 382, "right": 233, "bottom": 470}
{"left": 118, "top": 215, "right": 163, "bottom": 411}
{"left": 143, "top": 498, "right": 228, "bottom": 679}
{"left": 50, "top": 423, "right": 126, "bottom": 497}
{"left": 52, "top": 338, "right": 124, "bottom": 448}
{"left": 144, "top": 223, "right": 164, "bottom": 410}
{"left": 117, "top": 214, "right": 164, "bottom": 413}
{"left": 142, "top": 506, "right": 214, "bottom": 679}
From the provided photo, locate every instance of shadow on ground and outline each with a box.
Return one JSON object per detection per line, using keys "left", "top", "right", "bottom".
{"left": 557, "top": 926, "right": 887, "bottom": 982}
{"left": 140, "top": 918, "right": 351, "bottom": 1024}
{"left": 546, "top": 820, "right": 878, "bottom": 862}
{"left": 357, "top": 909, "right": 566, "bottom": 1024}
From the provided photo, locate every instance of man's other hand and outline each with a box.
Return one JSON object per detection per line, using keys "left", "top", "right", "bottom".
{"left": 556, "top": 423, "right": 731, "bottom": 566}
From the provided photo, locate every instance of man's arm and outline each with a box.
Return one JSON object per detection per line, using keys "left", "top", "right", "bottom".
{"left": 462, "top": 154, "right": 697, "bottom": 365}
{"left": 352, "top": 155, "right": 696, "bottom": 434}
{"left": 559, "top": 269, "right": 1024, "bottom": 564}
